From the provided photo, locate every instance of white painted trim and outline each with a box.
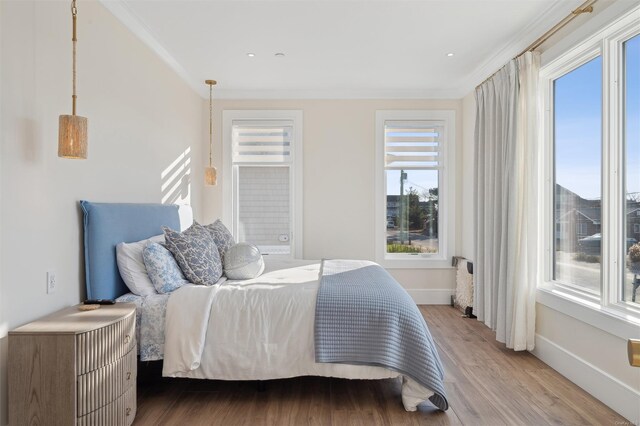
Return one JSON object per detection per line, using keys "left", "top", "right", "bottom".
{"left": 537, "top": 288, "right": 640, "bottom": 341}
{"left": 98, "top": 0, "right": 202, "bottom": 97}
{"left": 406, "top": 289, "right": 454, "bottom": 305}
{"left": 374, "top": 110, "right": 456, "bottom": 269}
{"left": 222, "top": 110, "right": 304, "bottom": 259}
{"left": 214, "top": 88, "right": 464, "bottom": 100}
{"left": 531, "top": 334, "right": 640, "bottom": 425}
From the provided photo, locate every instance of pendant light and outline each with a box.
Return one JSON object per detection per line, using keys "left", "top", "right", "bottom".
{"left": 58, "top": 0, "right": 88, "bottom": 159}
{"left": 204, "top": 79, "right": 217, "bottom": 186}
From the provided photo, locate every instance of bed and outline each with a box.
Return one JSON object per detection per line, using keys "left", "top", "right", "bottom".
{"left": 81, "top": 201, "right": 448, "bottom": 412}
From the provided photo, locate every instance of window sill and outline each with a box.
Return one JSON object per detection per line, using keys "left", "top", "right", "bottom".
{"left": 377, "top": 257, "right": 454, "bottom": 269}
{"left": 536, "top": 285, "right": 640, "bottom": 340}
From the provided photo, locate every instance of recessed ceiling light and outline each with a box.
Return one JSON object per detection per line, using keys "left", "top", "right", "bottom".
{"left": 446, "top": 53, "right": 454, "bottom": 57}
{"left": 247, "top": 53, "right": 255, "bottom": 57}
{"left": 275, "top": 53, "right": 285, "bottom": 57}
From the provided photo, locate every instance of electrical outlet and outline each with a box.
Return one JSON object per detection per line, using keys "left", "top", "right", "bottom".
{"left": 47, "top": 271, "right": 57, "bottom": 294}
{"left": 278, "top": 234, "right": 289, "bottom": 242}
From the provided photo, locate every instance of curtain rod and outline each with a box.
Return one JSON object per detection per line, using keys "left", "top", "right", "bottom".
{"left": 476, "top": 0, "right": 597, "bottom": 89}
{"left": 519, "top": 0, "right": 597, "bottom": 55}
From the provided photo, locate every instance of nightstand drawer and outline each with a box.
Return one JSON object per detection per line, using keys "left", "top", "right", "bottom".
{"left": 77, "top": 347, "right": 137, "bottom": 416}
{"left": 77, "top": 385, "right": 136, "bottom": 426}
{"left": 76, "top": 309, "right": 136, "bottom": 374}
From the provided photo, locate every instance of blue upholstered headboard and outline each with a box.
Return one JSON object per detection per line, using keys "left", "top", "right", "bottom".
{"left": 80, "top": 201, "right": 181, "bottom": 300}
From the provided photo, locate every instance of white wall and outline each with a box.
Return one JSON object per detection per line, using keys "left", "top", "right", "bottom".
{"left": 202, "top": 99, "right": 465, "bottom": 299}
{"left": 0, "top": 1, "right": 204, "bottom": 423}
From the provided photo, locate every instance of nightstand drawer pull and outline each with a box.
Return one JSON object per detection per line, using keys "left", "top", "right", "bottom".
{"left": 126, "top": 407, "right": 131, "bottom": 416}
{"left": 124, "top": 334, "right": 131, "bottom": 344}
{"left": 126, "top": 371, "right": 131, "bottom": 380}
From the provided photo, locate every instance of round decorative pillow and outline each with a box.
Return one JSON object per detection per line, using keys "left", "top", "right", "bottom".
{"left": 223, "top": 243, "right": 265, "bottom": 280}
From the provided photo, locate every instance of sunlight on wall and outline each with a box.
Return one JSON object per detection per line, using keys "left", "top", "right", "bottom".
{"left": 161, "top": 147, "right": 192, "bottom": 205}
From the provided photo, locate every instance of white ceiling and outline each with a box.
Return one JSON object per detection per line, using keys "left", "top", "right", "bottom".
{"left": 101, "top": 0, "right": 583, "bottom": 99}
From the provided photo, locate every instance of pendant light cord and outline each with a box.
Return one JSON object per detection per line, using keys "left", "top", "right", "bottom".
{"left": 71, "top": 0, "right": 78, "bottom": 116}
{"left": 209, "top": 82, "right": 213, "bottom": 167}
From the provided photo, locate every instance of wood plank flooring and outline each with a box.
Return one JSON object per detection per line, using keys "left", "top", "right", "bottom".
{"left": 134, "top": 305, "right": 628, "bottom": 425}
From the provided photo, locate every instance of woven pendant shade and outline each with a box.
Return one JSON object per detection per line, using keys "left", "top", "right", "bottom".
{"left": 59, "top": 0, "right": 88, "bottom": 160}
{"left": 58, "top": 114, "right": 88, "bottom": 159}
{"left": 205, "top": 166, "right": 217, "bottom": 186}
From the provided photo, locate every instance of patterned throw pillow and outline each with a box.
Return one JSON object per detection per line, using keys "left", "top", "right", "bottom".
{"left": 204, "top": 220, "right": 235, "bottom": 265}
{"left": 142, "top": 242, "right": 190, "bottom": 294}
{"left": 162, "top": 222, "right": 222, "bottom": 286}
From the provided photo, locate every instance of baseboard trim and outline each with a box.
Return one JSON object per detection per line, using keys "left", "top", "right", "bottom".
{"left": 532, "top": 334, "right": 640, "bottom": 424}
{"left": 406, "top": 289, "right": 454, "bottom": 305}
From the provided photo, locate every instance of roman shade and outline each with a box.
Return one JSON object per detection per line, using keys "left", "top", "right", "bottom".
{"left": 384, "top": 121, "right": 443, "bottom": 170}
{"left": 232, "top": 120, "right": 293, "bottom": 163}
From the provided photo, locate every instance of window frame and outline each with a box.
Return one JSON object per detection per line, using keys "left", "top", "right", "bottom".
{"left": 539, "top": 7, "right": 640, "bottom": 334}
{"left": 374, "top": 110, "right": 455, "bottom": 269}
{"left": 222, "top": 110, "right": 304, "bottom": 259}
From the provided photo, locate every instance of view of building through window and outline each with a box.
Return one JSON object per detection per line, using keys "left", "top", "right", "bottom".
{"left": 553, "top": 56, "right": 602, "bottom": 295}
{"left": 553, "top": 34, "right": 640, "bottom": 307}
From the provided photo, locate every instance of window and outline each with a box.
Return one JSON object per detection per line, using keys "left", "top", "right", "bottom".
{"left": 375, "top": 110, "right": 455, "bottom": 268}
{"left": 541, "top": 7, "right": 640, "bottom": 329}
{"left": 222, "top": 111, "right": 303, "bottom": 258}
{"left": 623, "top": 33, "right": 640, "bottom": 304}
{"left": 552, "top": 56, "right": 602, "bottom": 296}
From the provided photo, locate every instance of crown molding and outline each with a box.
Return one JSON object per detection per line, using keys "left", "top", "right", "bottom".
{"left": 100, "top": 0, "right": 583, "bottom": 101}
{"left": 98, "top": 0, "right": 206, "bottom": 97}
{"left": 455, "top": 0, "right": 584, "bottom": 96}
{"left": 214, "top": 88, "right": 466, "bottom": 100}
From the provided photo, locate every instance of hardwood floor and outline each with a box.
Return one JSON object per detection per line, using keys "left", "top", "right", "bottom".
{"left": 134, "top": 305, "right": 628, "bottom": 425}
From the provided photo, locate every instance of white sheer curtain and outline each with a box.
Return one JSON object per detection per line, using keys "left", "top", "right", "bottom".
{"left": 474, "top": 52, "right": 540, "bottom": 351}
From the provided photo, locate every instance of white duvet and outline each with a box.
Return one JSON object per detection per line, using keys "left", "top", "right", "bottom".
{"left": 162, "top": 259, "right": 434, "bottom": 411}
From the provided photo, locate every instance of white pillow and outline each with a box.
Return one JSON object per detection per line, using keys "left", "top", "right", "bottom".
{"left": 116, "top": 235, "right": 164, "bottom": 296}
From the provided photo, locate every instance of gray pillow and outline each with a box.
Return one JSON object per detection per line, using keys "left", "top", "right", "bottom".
{"left": 162, "top": 222, "right": 222, "bottom": 286}
{"left": 204, "top": 220, "right": 235, "bottom": 265}
{"left": 224, "top": 243, "right": 265, "bottom": 280}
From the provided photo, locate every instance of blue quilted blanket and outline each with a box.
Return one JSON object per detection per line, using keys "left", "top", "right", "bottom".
{"left": 314, "top": 259, "right": 449, "bottom": 411}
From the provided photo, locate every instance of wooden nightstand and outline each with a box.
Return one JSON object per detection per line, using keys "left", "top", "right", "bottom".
{"left": 8, "top": 303, "right": 137, "bottom": 425}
